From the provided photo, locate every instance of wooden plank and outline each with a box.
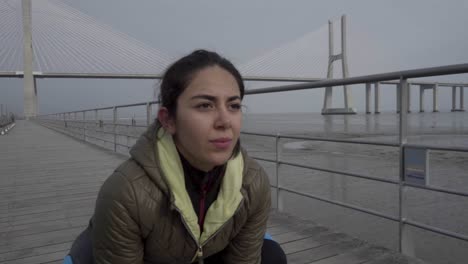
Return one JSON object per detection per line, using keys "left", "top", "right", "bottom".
{"left": 275, "top": 226, "right": 329, "bottom": 244}
{"left": 311, "top": 245, "right": 387, "bottom": 264}
{"left": 361, "top": 253, "right": 427, "bottom": 264}
{"left": 287, "top": 239, "right": 365, "bottom": 264}
{"left": 1, "top": 213, "right": 92, "bottom": 238}
{"left": 0, "top": 226, "right": 85, "bottom": 254}
{"left": 1, "top": 250, "right": 68, "bottom": 264}
{"left": 0, "top": 121, "right": 428, "bottom": 264}
{"left": 281, "top": 232, "right": 349, "bottom": 255}
{"left": 0, "top": 242, "right": 70, "bottom": 262}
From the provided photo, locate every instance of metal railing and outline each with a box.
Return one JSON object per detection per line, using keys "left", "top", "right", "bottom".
{"left": 0, "top": 115, "right": 15, "bottom": 135}
{"left": 35, "top": 63, "right": 468, "bottom": 257}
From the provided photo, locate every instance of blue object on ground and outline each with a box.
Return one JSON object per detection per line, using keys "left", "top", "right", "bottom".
{"left": 264, "top": 233, "right": 273, "bottom": 240}
{"left": 63, "top": 255, "right": 73, "bottom": 264}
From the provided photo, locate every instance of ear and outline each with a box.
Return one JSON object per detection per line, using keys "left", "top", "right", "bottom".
{"left": 157, "top": 107, "right": 176, "bottom": 134}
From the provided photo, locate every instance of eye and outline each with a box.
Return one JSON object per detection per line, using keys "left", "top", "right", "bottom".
{"left": 229, "top": 103, "right": 242, "bottom": 111}
{"left": 196, "top": 102, "right": 213, "bottom": 110}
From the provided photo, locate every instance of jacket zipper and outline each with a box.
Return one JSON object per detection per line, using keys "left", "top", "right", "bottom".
{"left": 171, "top": 206, "right": 203, "bottom": 263}
{"left": 200, "top": 197, "right": 244, "bottom": 248}
{"left": 197, "top": 245, "right": 203, "bottom": 264}
{"left": 175, "top": 191, "right": 245, "bottom": 263}
{"left": 188, "top": 197, "right": 244, "bottom": 263}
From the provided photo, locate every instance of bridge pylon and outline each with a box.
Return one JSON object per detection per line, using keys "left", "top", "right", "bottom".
{"left": 22, "top": 0, "right": 37, "bottom": 119}
{"left": 322, "top": 15, "right": 356, "bottom": 115}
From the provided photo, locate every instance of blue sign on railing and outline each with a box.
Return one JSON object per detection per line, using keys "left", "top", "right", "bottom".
{"left": 404, "top": 147, "right": 429, "bottom": 186}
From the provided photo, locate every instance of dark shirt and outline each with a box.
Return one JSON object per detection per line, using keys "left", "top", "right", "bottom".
{"left": 179, "top": 152, "right": 226, "bottom": 230}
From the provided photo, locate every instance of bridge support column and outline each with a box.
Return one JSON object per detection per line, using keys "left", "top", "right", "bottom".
{"left": 419, "top": 86, "right": 425, "bottom": 112}
{"left": 22, "top": 0, "right": 37, "bottom": 119}
{"left": 433, "top": 83, "right": 438, "bottom": 112}
{"left": 452, "top": 86, "right": 457, "bottom": 111}
{"left": 374, "top": 82, "right": 380, "bottom": 114}
{"left": 460, "top": 86, "right": 465, "bottom": 111}
{"left": 365, "top": 83, "right": 371, "bottom": 114}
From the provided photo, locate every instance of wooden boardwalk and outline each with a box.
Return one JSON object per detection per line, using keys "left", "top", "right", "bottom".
{"left": 0, "top": 121, "right": 426, "bottom": 264}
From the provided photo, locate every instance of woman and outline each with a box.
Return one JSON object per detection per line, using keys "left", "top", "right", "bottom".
{"left": 66, "top": 50, "right": 287, "bottom": 264}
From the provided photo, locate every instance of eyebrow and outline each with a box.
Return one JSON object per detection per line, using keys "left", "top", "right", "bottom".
{"left": 191, "top": 95, "right": 241, "bottom": 102}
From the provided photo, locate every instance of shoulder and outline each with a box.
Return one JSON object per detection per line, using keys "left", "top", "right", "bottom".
{"left": 240, "top": 149, "right": 271, "bottom": 197}
{"left": 95, "top": 159, "right": 164, "bottom": 233}
{"left": 98, "top": 159, "right": 146, "bottom": 200}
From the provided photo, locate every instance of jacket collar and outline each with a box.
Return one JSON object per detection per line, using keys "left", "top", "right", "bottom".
{"left": 130, "top": 122, "right": 244, "bottom": 245}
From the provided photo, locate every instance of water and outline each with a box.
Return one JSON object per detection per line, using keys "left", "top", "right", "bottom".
{"left": 50, "top": 111, "right": 468, "bottom": 263}
{"left": 241, "top": 111, "right": 468, "bottom": 264}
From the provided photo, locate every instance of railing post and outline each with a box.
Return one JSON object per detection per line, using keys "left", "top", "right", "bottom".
{"left": 399, "top": 78, "right": 411, "bottom": 255}
{"left": 83, "top": 111, "right": 86, "bottom": 141}
{"left": 146, "top": 102, "right": 152, "bottom": 127}
{"left": 433, "top": 83, "right": 439, "bottom": 112}
{"left": 407, "top": 83, "right": 411, "bottom": 113}
{"left": 396, "top": 83, "right": 401, "bottom": 113}
{"left": 94, "top": 109, "right": 98, "bottom": 141}
{"left": 276, "top": 133, "right": 282, "bottom": 212}
{"left": 113, "top": 107, "right": 117, "bottom": 152}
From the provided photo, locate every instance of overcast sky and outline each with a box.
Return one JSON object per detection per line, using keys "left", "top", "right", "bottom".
{"left": 1, "top": 0, "right": 468, "bottom": 115}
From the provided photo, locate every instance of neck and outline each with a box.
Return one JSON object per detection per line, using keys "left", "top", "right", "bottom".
{"left": 174, "top": 141, "right": 214, "bottom": 172}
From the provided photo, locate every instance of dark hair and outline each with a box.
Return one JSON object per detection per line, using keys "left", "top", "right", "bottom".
{"left": 158, "top": 49, "right": 244, "bottom": 157}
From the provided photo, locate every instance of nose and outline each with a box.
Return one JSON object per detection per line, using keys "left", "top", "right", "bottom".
{"left": 214, "top": 106, "right": 231, "bottom": 129}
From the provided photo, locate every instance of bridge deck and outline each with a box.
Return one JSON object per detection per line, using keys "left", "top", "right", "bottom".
{"left": 0, "top": 121, "right": 425, "bottom": 264}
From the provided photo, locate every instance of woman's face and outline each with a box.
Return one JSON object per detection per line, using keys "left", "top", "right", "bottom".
{"left": 167, "top": 66, "right": 242, "bottom": 172}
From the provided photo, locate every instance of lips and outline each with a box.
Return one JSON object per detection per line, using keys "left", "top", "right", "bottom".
{"left": 210, "top": 138, "right": 232, "bottom": 149}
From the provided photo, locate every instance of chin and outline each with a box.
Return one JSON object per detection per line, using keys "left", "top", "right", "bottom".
{"left": 209, "top": 153, "right": 233, "bottom": 166}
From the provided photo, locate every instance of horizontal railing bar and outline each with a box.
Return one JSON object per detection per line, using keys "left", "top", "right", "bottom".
{"left": 404, "top": 219, "right": 468, "bottom": 242}
{"left": 115, "top": 102, "right": 154, "bottom": 108}
{"left": 45, "top": 119, "right": 148, "bottom": 128}
{"left": 243, "top": 131, "right": 399, "bottom": 147}
{"left": 404, "top": 143, "right": 468, "bottom": 153}
{"left": 35, "top": 72, "right": 164, "bottom": 79}
{"left": 87, "top": 130, "right": 115, "bottom": 136}
{"left": 7, "top": 71, "right": 467, "bottom": 87}
{"left": 245, "top": 64, "right": 468, "bottom": 95}
{"left": 243, "top": 76, "right": 322, "bottom": 82}
{"left": 241, "top": 131, "right": 278, "bottom": 138}
{"left": 281, "top": 134, "right": 398, "bottom": 147}
{"left": 37, "top": 101, "right": 160, "bottom": 116}
{"left": 280, "top": 186, "right": 399, "bottom": 222}
{"left": 380, "top": 80, "right": 468, "bottom": 87}
{"left": 279, "top": 160, "right": 399, "bottom": 185}
{"left": 114, "top": 123, "right": 149, "bottom": 128}
{"left": 251, "top": 156, "right": 277, "bottom": 163}
{"left": 404, "top": 182, "right": 468, "bottom": 198}
{"left": 115, "top": 133, "right": 139, "bottom": 139}
{"left": 85, "top": 134, "right": 114, "bottom": 145}
{"left": 115, "top": 142, "right": 131, "bottom": 149}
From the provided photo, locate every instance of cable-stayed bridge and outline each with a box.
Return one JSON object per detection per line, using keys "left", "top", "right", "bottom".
{"left": 1, "top": 2, "right": 468, "bottom": 263}
{"left": 1, "top": 0, "right": 466, "bottom": 118}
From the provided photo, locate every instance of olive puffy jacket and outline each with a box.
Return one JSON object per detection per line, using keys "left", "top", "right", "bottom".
{"left": 91, "top": 123, "right": 271, "bottom": 264}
